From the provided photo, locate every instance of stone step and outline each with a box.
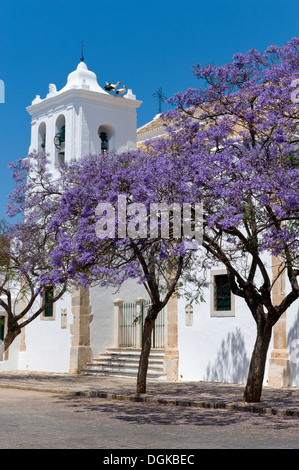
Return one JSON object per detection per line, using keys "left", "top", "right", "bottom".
{"left": 91, "top": 359, "right": 163, "bottom": 367}
{"left": 94, "top": 353, "right": 164, "bottom": 361}
{"left": 104, "top": 348, "right": 165, "bottom": 356}
{"left": 81, "top": 347, "right": 166, "bottom": 380}
{"left": 84, "top": 364, "right": 164, "bottom": 376}
{"left": 85, "top": 361, "right": 163, "bottom": 372}
{"left": 81, "top": 369, "right": 167, "bottom": 380}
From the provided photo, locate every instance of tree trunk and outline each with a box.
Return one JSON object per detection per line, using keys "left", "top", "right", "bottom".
{"left": 136, "top": 310, "right": 156, "bottom": 394}
{"left": 243, "top": 321, "right": 272, "bottom": 403}
{"left": 4, "top": 327, "right": 20, "bottom": 353}
{"left": 0, "top": 326, "right": 21, "bottom": 359}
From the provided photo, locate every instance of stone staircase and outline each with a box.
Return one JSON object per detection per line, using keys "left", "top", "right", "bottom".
{"left": 81, "top": 347, "right": 166, "bottom": 380}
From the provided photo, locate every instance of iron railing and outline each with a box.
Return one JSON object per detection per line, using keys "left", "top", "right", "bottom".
{"left": 119, "top": 301, "right": 165, "bottom": 348}
{"left": 142, "top": 301, "right": 166, "bottom": 348}
{"left": 119, "top": 302, "right": 138, "bottom": 347}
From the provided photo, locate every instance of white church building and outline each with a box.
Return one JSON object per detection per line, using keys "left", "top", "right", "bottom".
{"left": 0, "top": 61, "right": 298, "bottom": 387}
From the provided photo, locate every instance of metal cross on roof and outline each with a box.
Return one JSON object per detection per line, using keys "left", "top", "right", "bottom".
{"left": 153, "top": 87, "right": 167, "bottom": 114}
{"left": 80, "top": 40, "right": 84, "bottom": 62}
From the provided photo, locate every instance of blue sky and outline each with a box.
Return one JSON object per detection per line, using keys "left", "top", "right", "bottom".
{"left": 0, "top": 0, "right": 298, "bottom": 219}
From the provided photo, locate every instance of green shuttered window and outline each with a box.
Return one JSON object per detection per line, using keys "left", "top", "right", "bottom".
{"left": 44, "top": 288, "right": 54, "bottom": 317}
{"left": 215, "top": 274, "right": 231, "bottom": 311}
{"left": 0, "top": 316, "right": 4, "bottom": 341}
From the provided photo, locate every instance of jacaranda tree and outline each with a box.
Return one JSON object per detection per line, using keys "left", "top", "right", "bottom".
{"left": 0, "top": 155, "right": 70, "bottom": 357}
{"left": 7, "top": 150, "right": 204, "bottom": 394}
{"left": 148, "top": 37, "right": 298, "bottom": 402}
{"left": 45, "top": 151, "right": 204, "bottom": 394}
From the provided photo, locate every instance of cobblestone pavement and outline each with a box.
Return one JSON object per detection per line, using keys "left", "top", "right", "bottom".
{"left": 0, "top": 388, "right": 298, "bottom": 449}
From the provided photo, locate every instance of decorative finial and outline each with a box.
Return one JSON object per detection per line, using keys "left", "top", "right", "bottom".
{"left": 80, "top": 40, "right": 84, "bottom": 62}
{"left": 153, "top": 87, "right": 167, "bottom": 114}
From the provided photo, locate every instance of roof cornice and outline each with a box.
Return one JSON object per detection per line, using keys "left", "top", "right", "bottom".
{"left": 26, "top": 89, "right": 142, "bottom": 115}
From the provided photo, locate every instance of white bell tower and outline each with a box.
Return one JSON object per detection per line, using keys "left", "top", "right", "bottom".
{"left": 26, "top": 61, "right": 142, "bottom": 170}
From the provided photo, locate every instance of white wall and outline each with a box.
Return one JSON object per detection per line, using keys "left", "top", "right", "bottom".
{"left": 287, "top": 295, "right": 299, "bottom": 386}
{"left": 0, "top": 336, "right": 20, "bottom": 371}
{"left": 178, "top": 291, "right": 257, "bottom": 383}
{"left": 17, "top": 293, "right": 72, "bottom": 373}
{"left": 178, "top": 264, "right": 299, "bottom": 385}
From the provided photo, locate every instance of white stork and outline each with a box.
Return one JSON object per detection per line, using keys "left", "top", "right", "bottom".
{"left": 104, "top": 81, "right": 121, "bottom": 92}
{"left": 116, "top": 85, "right": 127, "bottom": 95}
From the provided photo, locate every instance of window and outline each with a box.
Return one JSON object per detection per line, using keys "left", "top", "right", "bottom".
{"left": 0, "top": 316, "right": 4, "bottom": 340}
{"left": 41, "top": 287, "right": 56, "bottom": 320}
{"left": 0, "top": 316, "right": 5, "bottom": 360}
{"left": 215, "top": 275, "right": 231, "bottom": 311}
{"left": 44, "top": 288, "right": 54, "bottom": 317}
{"left": 210, "top": 270, "right": 235, "bottom": 317}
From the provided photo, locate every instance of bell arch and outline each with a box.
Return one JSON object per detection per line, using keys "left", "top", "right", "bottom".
{"left": 98, "top": 124, "right": 115, "bottom": 154}
{"left": 54, "top": 114, "right": 66, "bottom": 166}
{"left": 38, "top": 122, "right": 46, "bottom": 154}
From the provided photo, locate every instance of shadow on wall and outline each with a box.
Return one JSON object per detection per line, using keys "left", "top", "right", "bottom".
{"left": 287, "top": 308, "right": 299, "bottom": 386}
{"left": 204, "top": 327, "right": 250, "bottom": 384}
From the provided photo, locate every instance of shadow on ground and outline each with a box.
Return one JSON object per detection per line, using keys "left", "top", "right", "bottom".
{"left": 54, "top": 394, "right": 299, "bottom": 430}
